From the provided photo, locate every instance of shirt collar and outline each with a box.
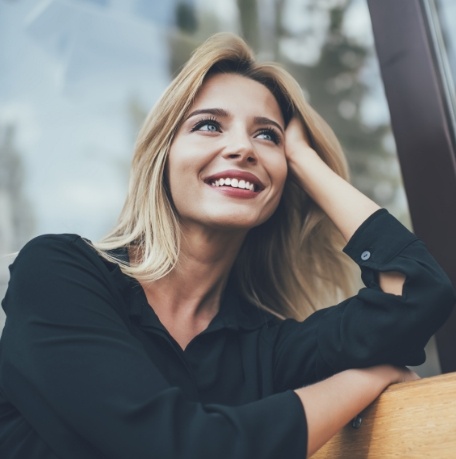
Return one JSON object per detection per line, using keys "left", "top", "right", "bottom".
{"left": 215, "top": 280, "right": 274, "bottom": 331}
{"left": 106, "top": 247, "right": 274, "bottom": 332}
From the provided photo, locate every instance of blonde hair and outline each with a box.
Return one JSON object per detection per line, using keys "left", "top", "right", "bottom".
{"left": 94, "top": 33, "right": 357, "bottom": 320}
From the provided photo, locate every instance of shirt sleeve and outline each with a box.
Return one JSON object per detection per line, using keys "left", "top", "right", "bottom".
{"left": 273, "top": 209, "right": 456, "bottom": 390}
{"left": 0, "top": 235, "right": 307, "bottom": 459}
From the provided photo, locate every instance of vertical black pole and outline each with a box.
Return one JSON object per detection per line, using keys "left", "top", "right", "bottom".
{"left": 367, "top": 0, "right": 456, "bottom": 372}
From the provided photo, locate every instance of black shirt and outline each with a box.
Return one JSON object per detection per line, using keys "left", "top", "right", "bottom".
{"left": 0, "top": 209, "right": 454, "bottom": 459}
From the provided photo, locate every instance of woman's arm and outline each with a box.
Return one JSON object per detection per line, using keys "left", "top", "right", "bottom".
{"left": 268, "top": 118, "right": 455, "bottom": 393}
{"left": 295, "top": 365, "right": 418, "bottom": 457}
{"left": 285, "top": 117, "right": 380, "bottom": 241}
{"left": 285, "top": 117, "right": 404, "bottom": 295}
{"left": 0, "top": 235, "right": 309, "bottom": 459}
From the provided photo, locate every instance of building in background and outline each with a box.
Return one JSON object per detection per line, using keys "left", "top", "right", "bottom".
{"left": 0, "top": 125, "right": 35, "bottom": 330}
{"left": 1, "top": 0, "right": 454, "bottom": 370}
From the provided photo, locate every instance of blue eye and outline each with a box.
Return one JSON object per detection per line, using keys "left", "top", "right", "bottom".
{"left": 200, "top": 123, "right": 218, "bottom": 132}
{"left": 191, "top": 117, "right": 221, "bottom": 133}
{"left": 257, "top": 128, "right": 280, "bottom": 145}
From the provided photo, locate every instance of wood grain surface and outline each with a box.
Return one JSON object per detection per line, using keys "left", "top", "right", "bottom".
{"left": 311, "top": 372, "right": 456, "bottom": 458}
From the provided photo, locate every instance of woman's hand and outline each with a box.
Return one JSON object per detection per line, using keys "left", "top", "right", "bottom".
{"left": 369, "top": 364, "right": 420, "bottom": 385}
{"left": 284, "top": 117, "right": 406, "bottom": 295}
{"left": 284, "top": 116, "right": 381, "bottom": 241}
{"left": 284, "top": 117, "right": 319, "bottom": 168}
{"left": 295, "top": 365, "right": 419, "bottom": 457}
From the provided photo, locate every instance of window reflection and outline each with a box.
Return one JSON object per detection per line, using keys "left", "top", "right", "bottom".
{"left": 426, "top": 0, "right": 456, "bottom": 140}
{"left": 0, "top": 0, "right": 411, "bottom": 332}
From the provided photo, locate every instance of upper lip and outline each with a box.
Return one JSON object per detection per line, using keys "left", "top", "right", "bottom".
{"left": 204, "top": 169, "right": 265, "bottom": 190}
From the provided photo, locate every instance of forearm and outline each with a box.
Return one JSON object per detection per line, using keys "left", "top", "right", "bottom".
{"left": 286, "top": 119, "right": 404, "bottom": 295}
{"left": 294, "top": 365, "right": 416, "bottom": 457}
{"left": 287, "top": 145, "right": 379, "bottom": 242}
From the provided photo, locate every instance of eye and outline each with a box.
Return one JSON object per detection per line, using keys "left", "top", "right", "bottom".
{"left": 191, "top": 117, "right": 221, "bottom": 133}
{"left": 256, "top": 128, "right": 281, "bottom": 145}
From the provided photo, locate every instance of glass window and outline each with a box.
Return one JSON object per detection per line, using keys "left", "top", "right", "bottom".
{"left": 424, "top": 0, "right": 456, "bottom": 140}
{"left": 0, "top": 0, "right": 414, "bottom": 360}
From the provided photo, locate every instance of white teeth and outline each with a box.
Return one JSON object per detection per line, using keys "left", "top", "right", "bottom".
{"left": 210, "top": 178, "right": 256, "bottom": 191}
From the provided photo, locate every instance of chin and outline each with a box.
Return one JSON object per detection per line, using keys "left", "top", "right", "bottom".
{"left": 178, "top": 204, "right": 278, "bottom": 233}
{"left": 208, "top": 212, "right": 272, "bottom": 231}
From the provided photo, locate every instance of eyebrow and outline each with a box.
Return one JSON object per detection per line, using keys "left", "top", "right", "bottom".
{"left": 186, "top": 108, "right": 284, "bottom": 134}
{"left": 254, "top": 116, "right": 284, "bottom": 134}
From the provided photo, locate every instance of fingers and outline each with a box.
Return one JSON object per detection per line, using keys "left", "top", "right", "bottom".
{"left": 367, "top": 365, "right": 420, "bottom": 386}
{"left": 387, "top": 366, "right": 420, "bottom": 384}
{"left": 285, "top": 117, "right": 310, "bottom": 146}
{"left": 398, "top": 368, "right": 420, "bottom": 383}
{"left": 284, "top": 117, "right": 315, "bottom": 163}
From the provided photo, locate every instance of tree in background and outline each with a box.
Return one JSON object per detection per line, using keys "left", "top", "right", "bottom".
{"left": 0, "top": 125, "right": 34, "bottom": 253}
{"left": 237, "top": 0, "right": 409, "bottom": 223}
{"left": 0, "top": 124, "right": 35, "bottom": 330}
{"left": 130, "top": 0, "right": 408, "bottom": 224}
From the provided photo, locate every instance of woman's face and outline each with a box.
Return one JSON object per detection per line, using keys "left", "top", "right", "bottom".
{"left": 167, "top": 72, "right": 288, "bottom": 233}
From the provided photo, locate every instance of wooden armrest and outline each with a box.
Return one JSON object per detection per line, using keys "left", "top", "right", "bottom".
{"left": 311, "top": 372, "right": 456, "bottom": 458}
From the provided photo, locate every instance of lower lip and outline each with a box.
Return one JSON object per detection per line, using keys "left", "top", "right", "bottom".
{"left": 209, "top": 185, "right": 259, "bottom": 199}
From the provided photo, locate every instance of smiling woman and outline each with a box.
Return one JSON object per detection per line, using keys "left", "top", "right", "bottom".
{"left": 0, "top": 33, "right": 454, "bottom": 459}
{"left": 93, "top": 34, "right": 357, "bottom": 322}
{"left": 168, "top": 73, "right": 287, "bottom": 236}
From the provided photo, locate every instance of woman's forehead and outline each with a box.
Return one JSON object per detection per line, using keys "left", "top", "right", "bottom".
{"left": 190, "top": 73, "right": 284, "bottom": 125}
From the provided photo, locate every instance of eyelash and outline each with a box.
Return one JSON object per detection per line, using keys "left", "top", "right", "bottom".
{"left": 191, "top": 117, "right": 281, "bottom": 145}
{"left": 190, "top": 117, "right": 220, "bottom": 132}
{"left": 257, "top": 128, "right": 281, "bottom": 145}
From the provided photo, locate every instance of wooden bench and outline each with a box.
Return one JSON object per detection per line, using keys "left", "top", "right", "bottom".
{"left": 311, "top": 372, "right": 456, "bottom": 458}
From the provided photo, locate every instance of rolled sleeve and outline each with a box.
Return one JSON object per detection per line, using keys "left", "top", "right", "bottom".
{"left": 316, "top": 209, "right": 456, "bottom": 377}
{"left": 343, "top": 208, "right": 418, "bottom": 288}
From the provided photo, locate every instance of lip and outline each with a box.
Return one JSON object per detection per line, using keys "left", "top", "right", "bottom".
{"left": 204, "top": 169, "right": 265, "bottom": 191}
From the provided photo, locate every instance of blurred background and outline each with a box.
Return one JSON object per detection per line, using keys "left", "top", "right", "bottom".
{"left": 1, "top": 0, "right": 455, "bottom": 374}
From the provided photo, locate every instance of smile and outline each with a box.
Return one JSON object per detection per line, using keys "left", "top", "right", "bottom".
{"left": 204, "top": 169, "right": 265, "bottom": 192}
{"left": 210, "top": 178, "right": 255, "bottom": 191}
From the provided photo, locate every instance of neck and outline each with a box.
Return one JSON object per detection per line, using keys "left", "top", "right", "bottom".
{"left": 136, "top": 226, "right": 246, "bottom": 349}
{"left": 141, "top": 225, "right": 246, "bottom": 319}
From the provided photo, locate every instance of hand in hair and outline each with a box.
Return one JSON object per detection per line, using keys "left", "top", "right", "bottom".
{"left": 285, "top": 117, "right": 381, "bottom": 242}
{"left": 285, "top": 117, "right": 405, "bottom": 296}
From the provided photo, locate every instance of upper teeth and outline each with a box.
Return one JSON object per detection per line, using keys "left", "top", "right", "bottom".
{"left": 211, "top": 178, "right": 255, "bottom": 191}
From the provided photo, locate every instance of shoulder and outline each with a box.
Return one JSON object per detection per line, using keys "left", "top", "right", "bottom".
{"left": 19, "top": 233, "right": 90, "bottom": 254}
{"left": 18, "top": 233, "right": 89, "bottom": 252}
{"left": 10, "top": 233, "right": 109, "bottom": 279}
{"left": 4, "top": 234, "right": 130, "bottom": 319}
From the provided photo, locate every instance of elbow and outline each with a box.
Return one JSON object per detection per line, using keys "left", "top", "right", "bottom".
{"left": 403, "top": 262, "right": 456, "bottom": 327}
{"left": 431, "top": 275, "right": 456, "bottom": 326}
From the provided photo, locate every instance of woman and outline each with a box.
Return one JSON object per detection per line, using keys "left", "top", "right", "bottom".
{"left": 0, "top": 33, "right": 454, "bottom": 459}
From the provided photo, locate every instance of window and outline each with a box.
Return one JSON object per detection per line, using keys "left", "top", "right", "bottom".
{"left": 2, "top": 0, "right": 453, "bottom": 376}
{"left": 368, "top": 0, "right": 456, "bottom": 373}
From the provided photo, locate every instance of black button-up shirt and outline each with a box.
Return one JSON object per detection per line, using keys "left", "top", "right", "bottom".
{"left": 0, "top": 209, "right": 454, "bottom": 458}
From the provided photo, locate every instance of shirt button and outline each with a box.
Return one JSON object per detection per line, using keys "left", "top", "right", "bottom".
{"left": 361, "top": 250, "right": 371, "bottom": 261}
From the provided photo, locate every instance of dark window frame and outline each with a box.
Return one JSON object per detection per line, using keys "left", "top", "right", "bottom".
{"left": 367, "top": 0, "right": 456, "bottom": 372}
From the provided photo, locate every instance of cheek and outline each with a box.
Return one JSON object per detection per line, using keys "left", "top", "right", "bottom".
{"left": 263, "top": 157, "right": 288, "bottom": 213}
{"left": 273, "top": 155, "right": 288, "bottom": 192}
{"left": 166, "top": 147, "right": 188, "bottom": 208}
{"left": 167, "top": 141, "right": 191, "bottom": 186}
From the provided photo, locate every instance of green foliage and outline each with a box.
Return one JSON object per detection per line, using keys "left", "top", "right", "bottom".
{"left": 128, "top": 0, "right": 409, "bottom": 221}
{"left": 0, "top": 125, "right": 35, "bottom": 250}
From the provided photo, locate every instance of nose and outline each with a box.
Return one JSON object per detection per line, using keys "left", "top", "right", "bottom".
{"left": 221, "top": 129, "right": 257, "bottom": 164}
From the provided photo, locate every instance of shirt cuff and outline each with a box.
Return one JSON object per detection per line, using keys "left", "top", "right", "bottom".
{"left": 343, "top": 209, "right": 418, "bottom": 269}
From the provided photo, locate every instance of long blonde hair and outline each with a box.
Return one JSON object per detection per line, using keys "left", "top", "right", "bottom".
{"left": 94, "top": 33, "right": 357, "bottom": 320}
